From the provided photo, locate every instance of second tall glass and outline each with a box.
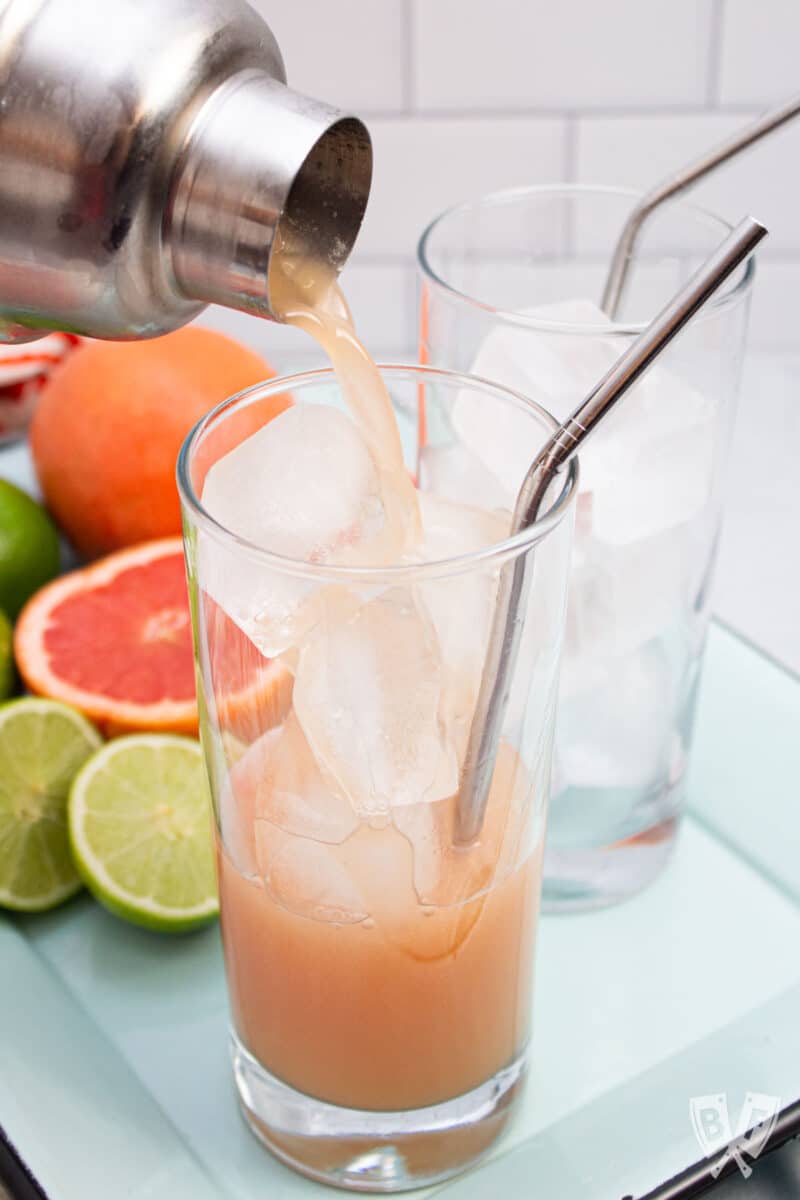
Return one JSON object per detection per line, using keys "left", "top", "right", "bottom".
{"left": 418, "top": 185, "right": 754, "bottom": 909}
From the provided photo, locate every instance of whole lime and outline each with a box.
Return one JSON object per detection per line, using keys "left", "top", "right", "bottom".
{"left": 0, "top": 479, "right": 60, "bottom": 619}
{"left": 0, "top": 609, "right": 14, "bottom": 699}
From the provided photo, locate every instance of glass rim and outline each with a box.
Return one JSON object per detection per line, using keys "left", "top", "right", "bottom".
{"left": 417, "top": 183, "right": 756, "bottom": 335}
{"left": 177, "top": 363, "right": 579, "bottom": 584}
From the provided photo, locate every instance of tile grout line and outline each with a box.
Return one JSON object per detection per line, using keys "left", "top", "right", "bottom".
{"left": 705, "top": 0, "right": 726, "bottom": 109}
{"left": 405, "top": 264, "right": 420, "bottom": 357}
{"left": 562, "top": 112, "right": 578, "bottom": 254}
{"left": 563, "top": 111, "right": 578, "bottom": 183}
{"left": 348, "top": 249, "right": 800, "bottom": 267}
{"left": 355, "top": 103, "right": 762, "bottom": 121}
{"left": 401, "top": 0, "right": 415, "bottom": 114}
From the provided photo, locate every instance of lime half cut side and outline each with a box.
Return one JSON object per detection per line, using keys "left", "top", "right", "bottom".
{"left": 69, "top": 734, "right": 219, "bottom": 933}
{"left": 0, "top": 697, "right": 102, "bottom": 911}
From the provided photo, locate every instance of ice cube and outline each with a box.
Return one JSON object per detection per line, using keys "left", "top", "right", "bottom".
{"left": 450, "top": 376, "right": 546, "bottom": 503}
{"left": 196, "top": 540, "right": 316, "bottom": 659}
{"left": 255, "top": 823, "right": 369, "bottom": 925}
{"left": 462, "top": 297, "right": 717, "bottom": 705}
{"left": 248, "top": 714, "right": 359, "bottom": 843}
{"left": 253, "top": 820, "right": 434, "bottom": 943}
{"left": 415, "top": 491, "right": 509, "bottom": 562}
{"left": 417, "top": 443, "right": 512, "bottom": 511}
{"left": 469, "top": 298, "right": 618, "bottom": 423}
{"left": 586, "top": 387, "right": 717, "bottom": 544}
{"left": 461, "top": 298, "right": 717, "bottom": 542}
{"left": 201, "top": 592, "right": 293, "bottom": 745}
{"left": 412, "top": 493, "right": 510, "bottom": 751}
{"left": 218, "top": 714, "right": 359, "bottom": 876}
{"left": 454, "top": 298, "right": 619, "bottom": 496}
{"left": 561, "top": 521, "right": 690, "bottom": 677}
{"left": 555, "top": 639, "right": 679, "bottom": 791}
{"left": 200, "top": 404, "right": 409, "bottom": 655}
{"left": 392, "top": 739, "right": 535, "bottom": 908}
{"left": 293, "top": 588, "right": 459, "bottom": 818}
{"left": 203, "top": 403, "right": 389, "bottom": 560}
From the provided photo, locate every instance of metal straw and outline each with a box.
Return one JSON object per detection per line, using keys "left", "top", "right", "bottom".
{"left": 455, "top": 216, "right": 767, "bottom": 846}
{"left": 601, "top": 93, "right": 799, "bottom": 318}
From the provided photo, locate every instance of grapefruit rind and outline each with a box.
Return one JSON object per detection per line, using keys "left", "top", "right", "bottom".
{"left": 68, "top": 733, "right": 219, "bottom": 933}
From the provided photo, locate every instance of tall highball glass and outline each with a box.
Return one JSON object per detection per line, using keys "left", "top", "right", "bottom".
{"left": 178, "top": 365, "right": 577, "bottom": 1191}
{"left": 418, "top": 185, "right": 754, "bottom": 909}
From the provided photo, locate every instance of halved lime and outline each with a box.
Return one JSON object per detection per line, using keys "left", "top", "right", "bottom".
{"left": 68, "top": 734, "right": 218, "bottom": 933}
{"left": 0, "top": 697, "right": 102, "bottom": 911}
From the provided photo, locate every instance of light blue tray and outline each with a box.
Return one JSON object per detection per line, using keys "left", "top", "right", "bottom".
{"left": 2, "top": 443, "right": 799, "bottom": 1198}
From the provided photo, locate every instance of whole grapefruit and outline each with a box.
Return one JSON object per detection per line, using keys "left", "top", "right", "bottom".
{"left": 30, "top": 326, "right": 284, "bottom": 558}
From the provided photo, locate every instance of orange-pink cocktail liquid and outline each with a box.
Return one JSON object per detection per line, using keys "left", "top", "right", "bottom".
{"left": 216, "top": 739, "right": 541, "bottom": 1112}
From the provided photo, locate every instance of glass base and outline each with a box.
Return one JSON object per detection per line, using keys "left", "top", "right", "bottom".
{"left": 231, "top": 1032, "right": 527, "bottom": 1192}
{"left": 542, "top": 815, "right": 679, "bottom": 912}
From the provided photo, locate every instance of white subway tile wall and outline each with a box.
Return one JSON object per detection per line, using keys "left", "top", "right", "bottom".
{"left": 718, "top": 0, "right": 800, "bottom": 107}
{"left": 264, "top": 0, "right": 408, "bottom": 112}
{"left": 575, "top": 114, "right": 800, "bottom": 255}
{"left": 411, "top": 0, "right": 713, "bottom": 110}
{"left": 221, "top": 0, "right": 800, "bottom": 360}
{"left": 357, "top": 117, "right": 567, "bottom": 255}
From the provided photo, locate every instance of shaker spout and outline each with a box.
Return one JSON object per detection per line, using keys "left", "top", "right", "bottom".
{"left": 166, "top": 72, "right": 372, "bottom": 321}
{"left": 0, "top": 0, "right": 371, "bottom": 342}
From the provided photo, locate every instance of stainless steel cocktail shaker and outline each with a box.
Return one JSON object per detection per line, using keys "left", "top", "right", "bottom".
{"left": 0, "top": 0, "right": 372, "bottom": 343}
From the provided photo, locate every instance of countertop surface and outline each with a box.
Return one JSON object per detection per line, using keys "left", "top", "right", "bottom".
{"left": 0, "top": 347, "right": 798, "bottom": 1200}
{"left": 3, "top": 620, "right": 799, "bottom": 1200}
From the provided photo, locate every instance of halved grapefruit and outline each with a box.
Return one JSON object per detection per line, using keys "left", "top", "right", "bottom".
{"left": 14, "top": 538, "right": 291, "bottom": 739}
